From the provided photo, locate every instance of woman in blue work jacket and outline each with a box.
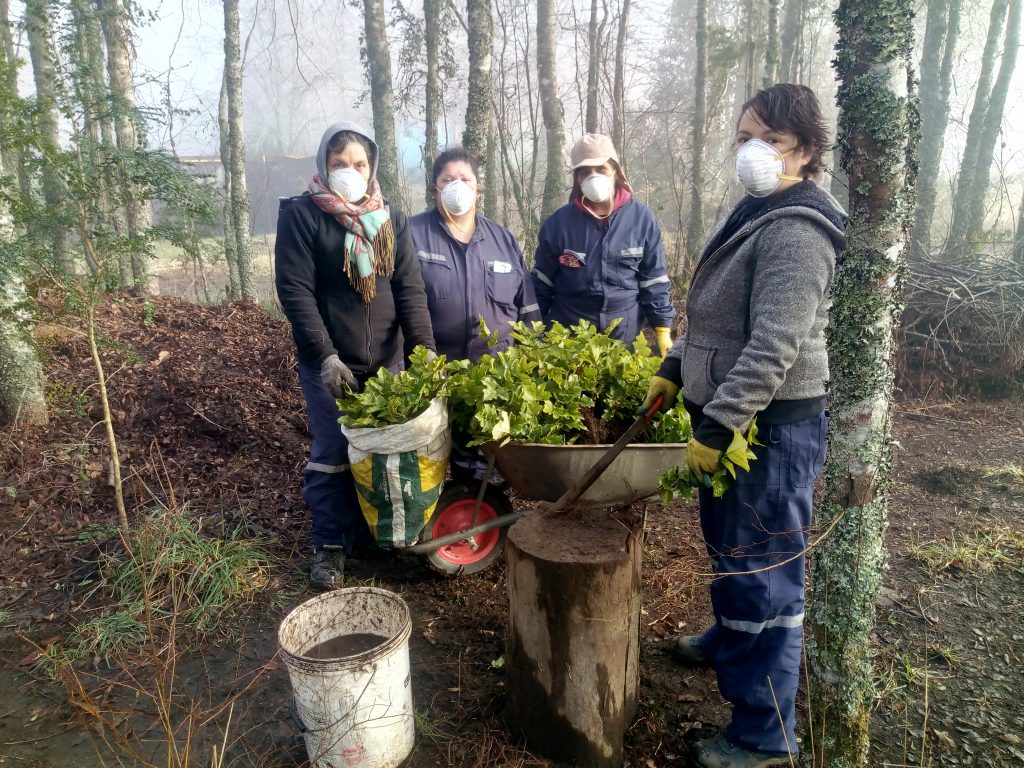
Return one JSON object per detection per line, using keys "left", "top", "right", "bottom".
{"left": 531, "top": 133, "right": 675, "bottom": 356}
{"left": 409, "top": 146, "right": 541, "bottom": 362}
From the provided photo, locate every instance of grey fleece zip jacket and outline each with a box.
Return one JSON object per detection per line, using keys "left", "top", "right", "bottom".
{"left": 664, "top": 182, "right": 846, "bottom": 440}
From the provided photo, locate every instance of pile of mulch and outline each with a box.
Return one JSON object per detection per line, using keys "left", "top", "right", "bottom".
{"left": 0, "top": 292, "right": 311, "bottom": 594}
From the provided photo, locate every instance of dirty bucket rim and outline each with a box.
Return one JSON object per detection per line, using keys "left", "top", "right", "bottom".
{"left": 278, "top": 586, "right": 412, "bottom": 667}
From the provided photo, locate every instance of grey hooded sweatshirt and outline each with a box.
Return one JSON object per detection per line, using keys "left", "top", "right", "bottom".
{"left": 660, "top": 180, "right": 847, "bottom": 448}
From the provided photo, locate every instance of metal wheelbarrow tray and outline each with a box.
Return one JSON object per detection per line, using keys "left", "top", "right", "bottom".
{"left": 490, "top": 441, "right": 688, "bottom": 506}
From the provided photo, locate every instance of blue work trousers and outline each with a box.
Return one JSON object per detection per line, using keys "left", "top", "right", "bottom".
{"left": 695, "top": 412, "right": 827, "bottom": 755}
{"left": 297, "top": 363, "right": 372, "bottom": 552}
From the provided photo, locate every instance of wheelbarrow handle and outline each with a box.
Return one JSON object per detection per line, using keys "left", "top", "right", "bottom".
{"left": 548, "top": 393, "right": 664, "bottom": 513}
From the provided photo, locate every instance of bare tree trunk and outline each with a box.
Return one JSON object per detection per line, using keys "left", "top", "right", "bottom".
{"left": 423, "top": 0, "right": 442, "bottom": 206}
{"left": 24, "top": 0, "right": 71, "bottom": 276}
{"left": 913, "top": 0, "right": 961, "bottom": 259}
{"left": 686, "top": 0, "right": 707, "bottom": 261}
{"left": 1015, "top": 185, "right": 1024, "bottom": 263}
{"left": 223, "top": 0, "right": 257, "bottom": 301}
{"left": 0, "top": 152, "right": 47, "bottom": 427}
{"left": 464, "top": 0, "right": 494, "bottom": 191}
{"left": 964, "top": 0, "right": 1021, "bottom": 246}
{"left": 218, "top": 69, "right": 241, "bottom": 300}
{"left": 0, "top": 0, "right": 31, "bottom": 208}
{"left": 101, "top": 0, "right": 155, "bottom": 291}
{"left": 806, "top": 0, "right": 918, "bottom": 763}
{"left": 743, "top": 0, "right": 755, "bottom": 100}
{"left": 611, "top": 0, "right": 631, "bottom": 166}
{"left": 585, "top": 0, "right": 600, "bottom": 133}
{"left": 362, "top": 0, "right": 402, "bottom": 207}
{"left": 765, "top": 0, "right": 780, "bottom": 87}
{"left": 779, "top": 0, "right": 802, "bottom": 82}
{"left": 537, "top": 0, "right": 564, "bottom": 222}
{"left": 948, "top": 0, "right": 1008, "bottom": 253}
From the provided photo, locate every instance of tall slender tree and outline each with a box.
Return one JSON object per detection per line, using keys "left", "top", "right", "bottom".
{"left": 913, "top": 0, "right": 961, "bottom": 259}
{"left": 362, "top": 0, "right": 402, "bottom": 207}
{"left": 0, "top": 0, "right": 30, "bottom": 207}
{"left": 963, "top": 0, "right": 1021, "bottom": 246}
{"left": 806, "top": 0, "right": 918, "bottom": 764}
{"left": 218, "top": 69, "right": 241, "bottom": 300}
{"left": 423, "top": 0, "right": 442, "bottom": 205}
{"left": 24, "top": 0, "right": 71, "bottom": 275}
{"left": 948, "top": 0, "right": 1008, "bottom": 252}
{"left": 223, "top": 0, "right": 257, "bottom": 301}
{"left": 686, "top": 0, "right": 707, "bottom": 261}
{"left": 611, "top": 0, "right": 631, "bottom": 163}
{"left": 779, "top": 0, "right": 802, "bottom": 82}
{"left": 585, "top": 0, "right": 600, "bottom": 133}
{"left": 101, "top": 0, "right": 154, "bottom": 291}
{"left": 464, "top": 0, "right": 494, "bottom": 189}
{"left": 537, "top": 0, "right": 564, "bottom": 222}
{"left": 765, "top": 0, "right": 780, "bottom": 87}
{"left": 0, "top": 152, "right": 47, "bottom": 427}
{"left": 1015, "top": 185, "right": 1024, "bottom": 263}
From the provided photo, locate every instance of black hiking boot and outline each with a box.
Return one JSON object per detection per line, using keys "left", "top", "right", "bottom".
{"left": 692, "top": 734, "right": 794, "bottom": 768}
{"left": 672, "top": 633, "right": 714, "bottom": 668}
{"left": 309, "top": 546, "right": 346, "bottom": 590}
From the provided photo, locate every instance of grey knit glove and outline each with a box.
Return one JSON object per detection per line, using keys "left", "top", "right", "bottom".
{"left": 320, "top": 354, "right": 358, "bottom": 397}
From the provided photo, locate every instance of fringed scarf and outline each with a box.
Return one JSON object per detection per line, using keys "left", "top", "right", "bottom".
{"left": 308, "top": 175, "right": 395, "bottom": 302}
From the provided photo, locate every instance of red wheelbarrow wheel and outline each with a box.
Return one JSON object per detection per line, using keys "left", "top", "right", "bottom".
{"left": 420, "top": 484, "right": 512, "bottom": 575}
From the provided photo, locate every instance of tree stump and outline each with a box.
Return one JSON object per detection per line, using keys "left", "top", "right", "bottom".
{"left": 505, "top": 506, "right": 643, "bottom": 767}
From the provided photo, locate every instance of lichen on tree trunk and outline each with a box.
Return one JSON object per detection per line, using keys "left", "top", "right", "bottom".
{"left": 806, "top": 0, "right": 918, "bottom": 764}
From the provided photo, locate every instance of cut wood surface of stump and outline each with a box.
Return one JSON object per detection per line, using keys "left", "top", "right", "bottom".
{"left": 505, "top": 507, "right": 643, "bottom": 767}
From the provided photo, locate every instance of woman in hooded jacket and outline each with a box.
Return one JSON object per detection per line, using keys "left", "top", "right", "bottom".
{"left": 275, "top": 121, "right": 436, "bottom": 589}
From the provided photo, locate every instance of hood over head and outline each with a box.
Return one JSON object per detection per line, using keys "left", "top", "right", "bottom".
{"left": 316, "top": 121, "right": 379, "bottom": 185}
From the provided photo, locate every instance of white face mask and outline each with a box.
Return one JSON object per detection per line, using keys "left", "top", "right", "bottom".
{"left": 581, "top": 172, "right": 615, "bottom": 203}
{"left": 329, "top": 167, "right": 368, "bottom": 201}
{"left": 441, "top": 179, "right": 476, "bottom": 216}
{"left": 735, "top": 138, "right": 801, "bottom": 197}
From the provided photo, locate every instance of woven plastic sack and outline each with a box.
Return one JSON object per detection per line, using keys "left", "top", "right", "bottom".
{"left": 342, "top": 398, "right": 451, "bottom": 548}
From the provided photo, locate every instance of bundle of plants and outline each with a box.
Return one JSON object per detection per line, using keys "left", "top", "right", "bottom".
{"left": 444, "top": 320, "right": 692, "bottom": 446}
{"left": 337, "top": 346, "right": 449, "bottom": 428}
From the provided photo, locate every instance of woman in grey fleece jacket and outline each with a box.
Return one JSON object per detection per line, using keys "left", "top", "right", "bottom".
{"left": 641, "top": 85, "right": 846, "bottom": 767}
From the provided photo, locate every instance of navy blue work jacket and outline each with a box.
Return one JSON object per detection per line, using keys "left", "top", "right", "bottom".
{"left": 408, "top": 208, "right": 541, "bottom": 361}
{"left": 531, "top": 197, "right": 675, "bottom": 345}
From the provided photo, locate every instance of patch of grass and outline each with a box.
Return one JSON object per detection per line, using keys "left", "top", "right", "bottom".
{"left": 414, "top": 708, "right": 445, "bottom": 744}
{"left": 66, "top": 610, "right": 148, "bottom": 663}
{"left": 97, "top": 506, "right": 273, "bottom": 634}
{"left": 77, "top": 522, "right": 120, "bottom": 544}
{"left": 983, "top": 463, "right": 1024, "bottom": 497}
{"left": 906, "top": 526, "right": 1024, "bottom": 572}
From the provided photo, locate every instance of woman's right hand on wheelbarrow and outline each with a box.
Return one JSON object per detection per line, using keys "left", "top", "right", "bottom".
{"left": 637, "top": 376, "right": 680, "bottom": 415}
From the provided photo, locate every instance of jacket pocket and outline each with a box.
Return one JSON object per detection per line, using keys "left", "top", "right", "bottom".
{"left": 486, "top": 260, "right": 519, "bottom": 306}
{"left": 418, "top": 251, "right": 453, "bottom": 299}
{"left": 608, "top": 245, "right": 643, "bottom": 289}
{"left": 788, "top": 412, "right": 828, "bottom": 488}
{"left": 681, "top": 341, "right": 716, "bottom": 403}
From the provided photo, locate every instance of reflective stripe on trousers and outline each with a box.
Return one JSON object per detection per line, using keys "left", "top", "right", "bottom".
{"left": 697, "top": 412, "right": 827, "bottom": 756}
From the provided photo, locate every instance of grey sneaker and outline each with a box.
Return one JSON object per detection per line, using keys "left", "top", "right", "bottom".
{"left": 310, "top": 546, "right": 346, "bottom": 590}
{"left": 693, "top": 734, "right": 793, "bottom": 768}
{"left": 672, "top": 634, "right": 714, "bottom": 668}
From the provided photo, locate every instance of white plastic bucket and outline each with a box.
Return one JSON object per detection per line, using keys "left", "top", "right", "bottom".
{"left": 279, "top": 588, "right": 414, "bottom": 768}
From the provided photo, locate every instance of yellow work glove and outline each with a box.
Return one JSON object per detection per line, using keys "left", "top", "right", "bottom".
{"left": 686, "top": 436, "right": 722, "bottom": 477}
{"left": 637, "top": 375, "right": 680, "bottom": 415}
{"left": 654, "top": 326, "right": 673, "bottom": 357}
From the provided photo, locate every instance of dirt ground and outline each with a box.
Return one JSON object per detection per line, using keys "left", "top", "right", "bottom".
{"left": 1, "top": 294, "right": 1022, "bottom": 767}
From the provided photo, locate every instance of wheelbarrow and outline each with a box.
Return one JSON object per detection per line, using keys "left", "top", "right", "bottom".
{"left": 406, "top": 397, "right": 687, "bottom": 574}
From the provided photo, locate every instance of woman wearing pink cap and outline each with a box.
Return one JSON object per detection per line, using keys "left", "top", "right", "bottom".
{"left": 531, "top": 133, "right": 675, "bottom": 354}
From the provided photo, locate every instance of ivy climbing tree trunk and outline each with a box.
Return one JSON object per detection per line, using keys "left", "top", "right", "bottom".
{"left": 362, "top": 0, "right": 402, "bottom": 208}
{"left": 537, "top": 0, "right": 564, "bottom": 222}
{"left": 806, "top": 0, "right": 918, "bottom": 765}
{"left": 947, "top": 0, "right": 1008, "bottom": 254}
{"left": 686, "top": 0, "right": 707, "bottom": 261}
{"left": 913, "top": 0, "right": 961, "bottom": 260}
{"left": 423, "top": 0, "right": 441, "bottom": 206}
{"left": 218, "top": 69, "right": 241, "bottom": 300}
{"left": 464, "top": 0, "right": 493, "bottom": 190}
{"left": 963, "top": 0, "right": 1021, "bottom": 247}
{"left": 765, "top": 0, "right": 780, "bottom": 87}
{"left": 101, "top": 0, "right": 154, "bottom": 292}
{"left": 611, "top": 0, "right": 631, "bottom": 165}
{"left": 0, "top": 153, "right": 47, "bottom": 427}
{"left": 24, "top": 0, "right": 71, "bottom": 276}
{"left": 223, "top": 0, "right": 257, "bottom": 301}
